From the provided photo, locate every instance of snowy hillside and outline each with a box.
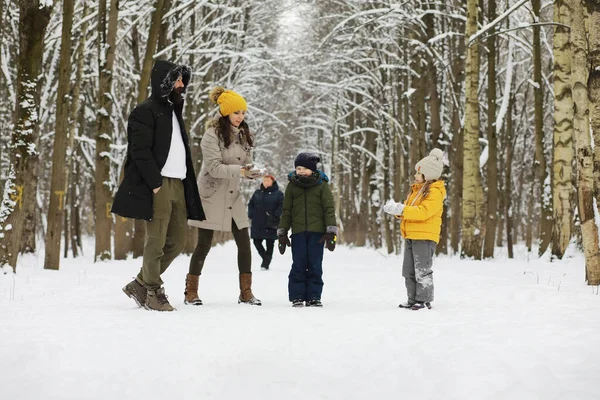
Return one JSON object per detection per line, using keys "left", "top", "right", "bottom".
{"left": 1, "top": 242, "right": 598, "bottom": 400}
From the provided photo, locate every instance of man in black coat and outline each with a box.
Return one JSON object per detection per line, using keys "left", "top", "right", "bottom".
{"left": 114, "top": 60, "right": 205, "bottom": 311}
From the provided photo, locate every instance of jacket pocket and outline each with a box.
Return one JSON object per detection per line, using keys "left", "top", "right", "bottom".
{"left": 198, "top": 172, "right": 219, "bottom": 198}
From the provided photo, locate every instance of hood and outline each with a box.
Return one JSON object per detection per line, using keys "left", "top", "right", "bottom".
{"left": 411, "top": 180, "right": 447, "bottom": 199}
{"left": 260, "top": 181, "right": 279, "bottom": 192}
{"left": 150, "top": 60, "right": 191, "bottom": 101}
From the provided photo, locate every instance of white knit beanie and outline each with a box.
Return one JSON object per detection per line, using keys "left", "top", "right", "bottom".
{"left": 415, "top": 149, "right": 444, "bottom": 181}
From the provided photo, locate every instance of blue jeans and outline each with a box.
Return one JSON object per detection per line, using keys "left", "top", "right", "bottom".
{"left": 288, "top": 231, "right": 325, "bottom": 301}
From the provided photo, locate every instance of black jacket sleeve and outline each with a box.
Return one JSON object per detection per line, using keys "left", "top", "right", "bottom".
{"left": 129, "top": 105, "right": 163, "bottom": 190}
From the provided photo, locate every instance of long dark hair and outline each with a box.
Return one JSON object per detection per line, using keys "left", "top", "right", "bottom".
{"left": 217, "top": 116, "right": 254, "bottom": 149}
{"left": 405, "top": 178, "right": 437, "bottom": 204}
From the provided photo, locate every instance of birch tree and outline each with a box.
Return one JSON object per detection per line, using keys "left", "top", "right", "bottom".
{"left": 462, "top": 0, "right": 485, "bottom": 259}
{"left": 552, "top": 0, "right": 574, "bottom": 259}
{"left": 570, "top": 0, "right": 600, "bottom": 284}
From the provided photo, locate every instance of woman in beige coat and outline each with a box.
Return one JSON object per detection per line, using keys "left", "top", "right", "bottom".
{"left": 184, "top": 87, "right": 264, "bottom": 306}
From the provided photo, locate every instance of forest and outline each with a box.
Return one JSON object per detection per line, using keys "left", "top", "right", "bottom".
{"left": 1, "top": 0, "right": 599, "bottom": 285}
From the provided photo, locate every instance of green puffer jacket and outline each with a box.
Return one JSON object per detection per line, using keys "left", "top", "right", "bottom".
{"left": 278, "top": 170, "right": 337, "bottom": 234}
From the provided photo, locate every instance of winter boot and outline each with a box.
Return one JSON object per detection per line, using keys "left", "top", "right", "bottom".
{"left": 122, "top": 278, "right": 147, "bottom": 308}
{"left": 410, "top": 302, "right": 432, "bottom": 310}
{"left": 184, "top": 274, "right": 203, "bottom": 305}
{"left": 306, "top": 299, "right": 323, "bottom": 307}
{"left": 261, "top": 255, "right": 272, "bottom": 270}
{"left": 145, "top": 287, "right": 176, "bottom": 311}
{"left": 398, "top": 300, "right": 416, "bottom": 309}
{"left": 238, "top": 273, "right": 262, "bottom": 305}
{"left": 292, "top": 299, "right": 305, "bottom": 308}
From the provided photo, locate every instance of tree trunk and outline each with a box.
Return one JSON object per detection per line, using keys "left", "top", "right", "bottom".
{"left": 0, "top": 1, "right": 53, "bottom": 272}
{"left": 137, "top": 0, "right": 166, "bottom": 103}
{"left": 505, "top": 95, "right": 515, "bottom": 259}
{"left": 66, "top": 8, "right": 88, "bottom": 259}
{"left": 95, "top": 0, "right": 119, "bottom": 261}
{"left": 70, "top": 156, "right": 81, "bottom": 258}
{"left": 571, "top": 0, "right": 600, "bottom": 284}
{"left": 20, "top": 159, "right": 38, "bottom": 254}
{"left": 533, "top": 0, "right": 552, "bottom": 256}
{"left": 450, "top": 19, "right": 465, "bottom": 255}
{"left": 587, "top": 1, "right": 600, "bottom": 216}
{"left": 157, "top": 0, "right": 172, "bottom": 58}
{"left": 552, "top": 0, "right": 574, "bottom": 259}
{"left": 483, "top": 0, "right": 498, "bottom": 259}
{"left": 425, "top": 7, "right": 442, "bottom": 148}
{"left": 461, "top": 0, "right": 485, "bottom": 259}
{"left": 45, "top": 0, "right": 75, "bottom": 270}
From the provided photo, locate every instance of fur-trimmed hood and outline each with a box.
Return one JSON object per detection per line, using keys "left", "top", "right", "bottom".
{"left": 205, "top": 117, "right": 221, "bottom": 131}
{"left": 150, "top": 60, "right": 191, "bottom": 102}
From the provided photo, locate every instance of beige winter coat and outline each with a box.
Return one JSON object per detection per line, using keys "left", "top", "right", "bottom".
{"left": 188, "top": 119, "right": 252, "bottom": 231}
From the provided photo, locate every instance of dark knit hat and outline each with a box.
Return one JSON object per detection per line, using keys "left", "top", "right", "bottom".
{"left": 294, "top": 152, "right": 320, "bottom": 172}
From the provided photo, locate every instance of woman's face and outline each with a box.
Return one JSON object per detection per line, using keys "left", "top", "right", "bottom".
{"left": 414, "top": 172, "right": 425, "bottom": 184}
{"left": 295, "top": 166, "right": 313, "bottom": 176}
{"left": 228, "top": 110, "right": 246, "bottom": 127}
{"left": 262, "top": 177, "right": 273, "bottom": 188}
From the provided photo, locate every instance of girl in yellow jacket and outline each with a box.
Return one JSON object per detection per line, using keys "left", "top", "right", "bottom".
{"left": 383, "top": 149, "right": 446, "bottom": 310}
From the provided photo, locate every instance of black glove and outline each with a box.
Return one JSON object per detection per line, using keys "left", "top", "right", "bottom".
{"left": 278, "top": 235, "right": 291, "bottom": 255}
{"left": 319, "top": 232, "right": 337, "bottom": 252}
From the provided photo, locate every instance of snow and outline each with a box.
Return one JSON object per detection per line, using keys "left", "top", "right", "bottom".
{"left": 528, "top": 79, "right": 540, "bottom": 90}
{"left": 39, "top": 0, "right": 54, "bottom": 9}
{"left": 1, "top": 241, "right": 598, "bottom": 400}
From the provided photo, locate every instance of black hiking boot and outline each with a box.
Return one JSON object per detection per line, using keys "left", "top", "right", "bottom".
{"left": 292, "top": 299, "right": 305, "bottom": 308}
{"left": 306, "top": 299, "right": 323, "bottom": 307}
{"left": 410, "top": 302, "right": 432, "bottom": 310}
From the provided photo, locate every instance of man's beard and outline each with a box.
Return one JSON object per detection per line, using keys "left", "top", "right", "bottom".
{"left": 169, "top": 87, "right": 184, "bottom": 104}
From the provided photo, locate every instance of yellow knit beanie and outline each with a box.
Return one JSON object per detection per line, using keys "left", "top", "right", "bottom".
{"left": 209, "top": 86, "right": 247, "bottom": 117}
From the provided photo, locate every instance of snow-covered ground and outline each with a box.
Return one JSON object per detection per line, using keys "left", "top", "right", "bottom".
{"left": 1, "top": 241, "right": 598, "bottom": 400}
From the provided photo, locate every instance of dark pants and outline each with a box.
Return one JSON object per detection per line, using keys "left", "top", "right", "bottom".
{"left": 137, "top": 178, "right": 187, "bottom": 290}
{"left": 189, "top": 219, "right": 252, "bottom": 275}
{"left": 402, "top": 239, "right": 436, "bottom": 303}
{"left": 288, "top": 231, "right": 325, "bottom": 301}
{"left": 253, "top": 239, "right": 274, "bottom": 267}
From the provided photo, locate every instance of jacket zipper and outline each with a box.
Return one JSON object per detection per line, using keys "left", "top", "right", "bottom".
{"left": 304, "top": 187, "right": 308, "bottom": 232}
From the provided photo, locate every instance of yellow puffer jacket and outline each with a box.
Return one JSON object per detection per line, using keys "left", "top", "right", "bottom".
{"left": 398, "top": 180, "right": 446, "bottom": 244}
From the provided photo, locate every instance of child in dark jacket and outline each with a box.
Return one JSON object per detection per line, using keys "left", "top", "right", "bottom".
{"left": 248, "top": 175, "right": 284, "bottom": 270}
{"left": 277, "top": 152, "right": 338, "bottom": 307}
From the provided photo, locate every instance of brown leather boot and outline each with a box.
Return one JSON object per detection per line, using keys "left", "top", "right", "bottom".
{"left": 238, "top": 273, "right": 262, "bottom": 305}
{"left": 184, "top": 273, "right": 203, "bottom": 305}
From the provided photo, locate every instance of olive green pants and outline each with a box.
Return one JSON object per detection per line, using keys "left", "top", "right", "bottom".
{"left": 137, "top": 178, "right": 187, "bottom": 289}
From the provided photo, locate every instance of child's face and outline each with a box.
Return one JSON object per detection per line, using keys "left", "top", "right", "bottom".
{"left": 295, "top": 166, "right": 313, "bottom": 176}
{"left": 414, "top": 172, "right": 425, "bottom": 183}
{"left": 262, "top": 176, "right": 273, "bottom": 188}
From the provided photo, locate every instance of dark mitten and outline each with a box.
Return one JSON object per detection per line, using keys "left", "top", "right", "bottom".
{"left": 278, "top": 235, "right": 291, "bottom": 255}
{"left": 319, "top": 232, "right": 337, "bottom": 252}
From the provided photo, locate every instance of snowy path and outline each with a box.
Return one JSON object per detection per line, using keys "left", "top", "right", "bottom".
{"left": 1, "top": 243, "right": 599, "bottom": 400}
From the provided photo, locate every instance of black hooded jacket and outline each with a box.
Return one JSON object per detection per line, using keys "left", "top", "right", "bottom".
{"left": 248, "top": 181, "right": 284, "bottom": 240}
{"left": 111, "top": 60, "right": 205, "bottom": 221}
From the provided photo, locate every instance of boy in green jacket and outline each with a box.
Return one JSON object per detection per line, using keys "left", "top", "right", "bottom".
{"left": 277, "top": 152, "right": 338, "bottom": 308}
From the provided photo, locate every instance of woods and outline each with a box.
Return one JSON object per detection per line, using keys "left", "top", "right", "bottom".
{"left": 0, "top": 0, "right": 599, "bottom": 284}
